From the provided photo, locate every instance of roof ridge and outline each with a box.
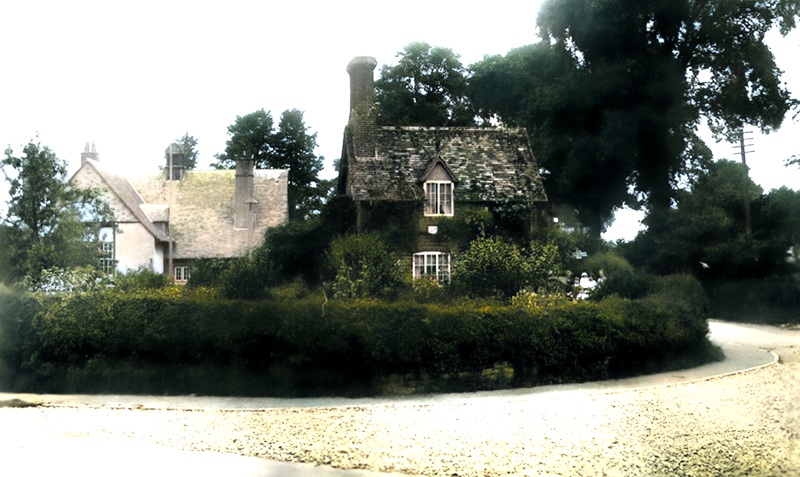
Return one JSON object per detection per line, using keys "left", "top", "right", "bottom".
{"left": 379, "top": 126, "right": 525, "bottom": 132}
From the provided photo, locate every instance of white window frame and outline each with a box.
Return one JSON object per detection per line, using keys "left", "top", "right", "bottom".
{"left": 424, "top": 181, "right": 454, "bottom": 216}
{"left": 174, "top": 266, "right": 190, "bottom": 283}
{"left": 413, "top": 252, "right": 451, "bottom": 283}
{"left": 98, "top": 234, "right": 115, "bottom": 275}
{"left": 99, "top": 257, "right": 115, "bottom": 275}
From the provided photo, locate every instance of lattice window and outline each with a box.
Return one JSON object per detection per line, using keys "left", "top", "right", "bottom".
{"left": 174, "top": 266, "right": 190, "bottom": 283}
{"left": 98, "top": 241, "right": 115, "bottom": 275}
{"left": 413, "top": 252, "right": 451, "bottom": 283}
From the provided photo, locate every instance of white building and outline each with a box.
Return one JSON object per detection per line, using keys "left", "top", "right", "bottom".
{"left": 71, "top": 144, "right": 288, "bottom": 282}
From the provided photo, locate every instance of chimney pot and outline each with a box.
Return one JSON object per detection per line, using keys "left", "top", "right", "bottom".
{"left": 81, "top": 140, "right": 100, "bottom": 164}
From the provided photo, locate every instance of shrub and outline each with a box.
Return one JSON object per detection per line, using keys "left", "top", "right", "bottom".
{"left": 584, "top": 252, "right": 650, "bottom": 299}
{"left": 651, "top": 274, "right": 709, "bottom": 317}
{"left": 187, "top": 258, "right": 233, "bottom": 288}
{"left": 261, "top": 218, "right": 333, "bottom": 286}
{"left": 540, "top": 228, "right": 611, "bottom": 276}
{"left": 0, "top": 285, "right": 42, "bottom": 388}
{"left": 511, "top": 290, "right": 572, "bottom": 309}
{"left": 187, "top": 256, "right": 272, "bottom": 299}
{"left": 266, "top": 279, "right": 315, "bottom": 300}
{"left": 327, "top": 234, "right": 406, "bottom": 300}
{"left": 217, "top": 252, "right": 276, "bottom": 300}
{"left": 411, "top": 276, "right": 451, "bottom": 303}
{"left": 706, "top": 275, "right": 800, "bottom": 324}
{"left": 453, "top": 236, "right": 527, "bottom": 298}
{"left": 527, "top": 239, "right": 564, "bottom": 293}
{"left": 113, "top": 267, "right": 170, "bottom": 292}
{"left": 454, "top": 236, "right": 562, "bottom": 298}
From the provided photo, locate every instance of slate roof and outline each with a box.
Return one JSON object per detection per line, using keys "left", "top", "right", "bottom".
{"left": 341, "top": 126, "right": 547, "bottom": 204}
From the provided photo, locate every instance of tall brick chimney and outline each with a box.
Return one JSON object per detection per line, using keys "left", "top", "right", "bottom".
{"left": 234, "top": 158, "right": 257, "bottom": 229}
{"left": 347, "top": 56, "right": 378, "bottom": 157}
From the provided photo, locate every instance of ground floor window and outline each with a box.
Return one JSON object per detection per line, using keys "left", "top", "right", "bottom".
{"left": 99, "top": 241, "right": 115, "bottom": 275}
{"left": 413, "top": 252, "right": 451, "bottom": 283}
{"left": 174, "top": 266, "right": 190, "bottom": 283}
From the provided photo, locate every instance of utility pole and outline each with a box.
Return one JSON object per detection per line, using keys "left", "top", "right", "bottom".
{"left": 733, "top": 127, "right": 754, "bottom": 238}
{"left": 168, "top": 143, "right": 174, "bottom": 281}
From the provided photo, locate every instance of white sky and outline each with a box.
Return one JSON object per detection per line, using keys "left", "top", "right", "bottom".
{"left": 2, "top": 1, "right": 798, "bottom": 240}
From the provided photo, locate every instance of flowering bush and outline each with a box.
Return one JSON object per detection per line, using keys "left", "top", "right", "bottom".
{"left": 22, "top": 266, "right": 110, "bottom": 294}
{"left": 453, "top": 236, "right": 563, "bottom": 298}
{"left": 511, "top": 290, "right": 572, "bottom": 309}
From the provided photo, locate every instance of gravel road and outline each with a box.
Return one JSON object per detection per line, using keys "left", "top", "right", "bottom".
{"left": 2, "top": 322, "right": 799, "bottom": 477}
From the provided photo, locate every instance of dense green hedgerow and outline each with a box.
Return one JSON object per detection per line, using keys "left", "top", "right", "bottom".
{"left": 705, "top": 275, "right": 800, "bottom": 324}
{"left": 0, "top": 278, "right": 718, "bottom": 397}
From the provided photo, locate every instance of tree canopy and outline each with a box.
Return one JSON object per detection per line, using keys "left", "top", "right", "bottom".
{"left": 2, "top": 141, "right": 112, "bottom": 287}
{"left": 622, "top": 160, "right": 797, "bottom": 279}
{"left": 273, "top": 109, "right": 329, "bottom": 220}
{"left": 471, "top": 0, "right": 799, "bottom": 233}
{"left": 375, "top": 42, "right": 475, "bottom": 127}
{"left": 213, "top": 109, "right": 328, "bottom": 220}
{"left": 213, "top": 109, "right": 275, "bottom": 170}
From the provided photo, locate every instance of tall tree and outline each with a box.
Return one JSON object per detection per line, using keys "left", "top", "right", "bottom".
{"left": 470, "top": 43, "right": 652, "bottom": 233}
{"left": 212, "top": 109, "right": 275, "bottom": 170}
{"left": 272, "top": 110, "right": 326, "bottom": 220}
{"left": 757, "top": 186, "right": 800, "bottom": 268}
{"left": 375, "top": 42, "right": 475, "bottom": 126}
{"left": 472, "top": 0, "right": 798, "bottom": 233}
{"left": 2, "top": 141, "right": 111, "bottom": 287}
{"left": 213, "top": 109, "right": 327, "bottom": 219}
{"left": 165, "top": 133, "right": 199, "bottom": 170}
{"left": 0, "top": 224, "right": 15, "bottom": 284}
{"left": 622, "top": 160, "right": 787, "bottom": 279}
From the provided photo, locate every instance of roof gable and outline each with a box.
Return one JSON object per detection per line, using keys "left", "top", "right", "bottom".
{"left": 71, "top": 160, "right": 170, "bottom": 242}
{"left": 421, "top": 159, "right": 456, "bottom": 183}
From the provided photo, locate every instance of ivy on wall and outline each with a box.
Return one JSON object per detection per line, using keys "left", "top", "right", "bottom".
{"left": 359, "top": 201, "right": 536, "bottom": 254}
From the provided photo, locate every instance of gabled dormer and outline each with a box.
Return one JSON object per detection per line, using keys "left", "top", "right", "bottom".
{"left": 420, "top": 157, "right": 456, "bottom": 217}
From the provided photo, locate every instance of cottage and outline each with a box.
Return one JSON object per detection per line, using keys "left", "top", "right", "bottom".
{"left": 71, "top": 144, "right": 288, "bottom": 281}
{"left": 338, "top": 56, "right": 548, "bottom": 282}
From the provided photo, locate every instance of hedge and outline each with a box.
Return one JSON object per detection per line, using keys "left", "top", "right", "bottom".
{"left": 705, "top": 275, "right": 800, "bottom": 324}
{"left": 0, "top": 278, "right": 719, "bottom": 397}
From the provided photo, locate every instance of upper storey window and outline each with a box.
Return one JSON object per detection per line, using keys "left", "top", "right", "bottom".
{"left": 424, "top": 181, "right": 453, "bottom": 216}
